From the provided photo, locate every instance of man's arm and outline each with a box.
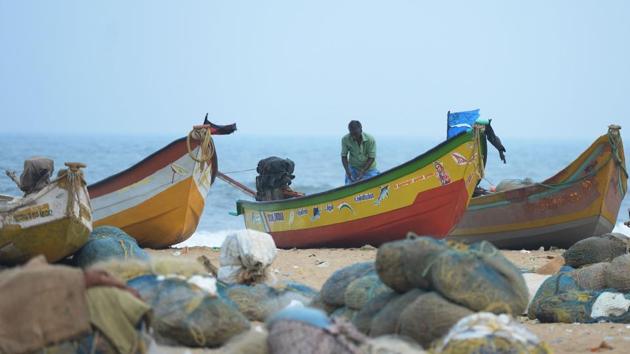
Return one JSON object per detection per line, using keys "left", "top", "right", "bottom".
{"left": 356, "top": 158, "right": 375, "bottom": 180}
{"left": 341, "top": 138, "right": 353, "bottom": 181}
{"left": 342, "top": 156, "right": 353, "bottom": 181}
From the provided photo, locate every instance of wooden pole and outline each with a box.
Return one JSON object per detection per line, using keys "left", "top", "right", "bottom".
{"left": 217, "top": 171, "right": 256, "bottom": 198}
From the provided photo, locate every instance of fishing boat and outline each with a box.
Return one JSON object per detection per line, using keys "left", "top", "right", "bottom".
{"left": 89, "top": 121, "right": 236, "bottom": 248}
{"left": 0, "top": 162, "right": 92, "bottom": 265}
{"left": 235, "top": 127, "right": 485, "bottom": 248}
{"left": 449, "top": 125, "right": 627, "bottom": 249}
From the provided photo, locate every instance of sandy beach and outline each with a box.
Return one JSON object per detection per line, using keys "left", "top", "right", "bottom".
{"left": 146, "top": 246, "right": 630, "bottom": 354}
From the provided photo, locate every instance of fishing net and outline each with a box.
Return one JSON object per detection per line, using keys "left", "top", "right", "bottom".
{"left": 375, "top": 236, "right": 448, "bottom": 293}
{"left": 320, "top": 262, "right": 374, "bottom": 307}
{"left": 352, "top": 290, "right": 398, "bottom": 335}
{"left": 331, "top": 306, "right": 358, "bottom": 322}
{"left": 398, "top": 292, "right": 473, "bottom": 348}
{"left": 495, "top": 178, "right": 534, "bottom": 192}
{"left": 344, "top": 274, "right": 391, "bottom": 310}
{"left": 359, "top": 335, "right": 427, "bottom": 354}
{"left": 432, "top": 313, "right": 551, "bottom": 354}
{"left": 369, "top": 289, "right": 425, "bottom": 337}
{"left": 605, "top": 254, "right": 630, "bottom": 291}
{"left": 221, "top": 325, "right": 269, "bottom": 354}
{"left": 310, "top": 294, "right": 340, "bottom": 314}
{"left": 572, "top": 262, "right": 608, "bottom": 290}
{"left": 267, "top": 307, "right": 367, "bottom": 354}
{"left": 225, "top": 281, "right": 317, "bottom": 321}
{"left": 90, "top": 256, "right": 208, "bottom": 282}
{"left": 533, "top": 290, "right": 596, "bottom": 323}
{"left": 429, "top": 241, "right": 529, "bottom": 315}
{"left": 128, "top": 274, "right": 250, "bottom": 347}
{"left": 563, "top": 234, "right": 628, "bottom": 268}
{"left": 527, "top": 271, "right": 580, "bottom": 319}
{"left": 74, "top": 227, "right": 149, "bottom": 268}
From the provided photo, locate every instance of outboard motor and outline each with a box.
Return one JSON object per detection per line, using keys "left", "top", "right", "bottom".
{"left": 255, "top": 157, "right": 302, "bottom": 201}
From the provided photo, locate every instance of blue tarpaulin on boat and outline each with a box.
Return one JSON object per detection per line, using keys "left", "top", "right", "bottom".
{"left": 447, "top": 109, "right": 480, "bottom": 139}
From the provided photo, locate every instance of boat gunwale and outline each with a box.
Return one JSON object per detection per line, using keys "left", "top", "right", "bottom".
{"left": 88, "top": 137, "right": 192, "bottom": 190}
{"left": 468, "top": 131, "right": 620, "bottom": 207}
{"left": 236, "top": 130, "right": 475, "bottom": 213}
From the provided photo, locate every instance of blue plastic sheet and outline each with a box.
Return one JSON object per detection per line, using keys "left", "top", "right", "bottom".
{"left": 447, "top": 109, "right": 480, "bottom": 139}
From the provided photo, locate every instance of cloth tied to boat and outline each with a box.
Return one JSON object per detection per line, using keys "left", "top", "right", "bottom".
{"left": 17, "top": 157, "right": 54, "bottom": 195}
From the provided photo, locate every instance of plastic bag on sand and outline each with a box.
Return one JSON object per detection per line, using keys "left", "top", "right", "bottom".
{"left": 320, "top": 262, "right": 374, "bottom": 307}
{"left": 375, "top": 235, "right": 448, "bottom": 293}
{"left": 74, "top": 226, "right": 149, "bottom": 268}
{"left": 432, "top": 313, "right": 551, "bottom": 354}
{"left": 128, "top": 274, "right": 250, "bottom": 347}
{"left": 563, "top": 234, "right": 628, "bottom": 268}
{"left": 218, "top": 229, "right": 277, "bottom": 285}
{"left": 225, "top": 281, "right": 317, "bottom": 321}
{"left": 399, "top": 292, "right": 473, "bottom": 348}
{"left": 266, "top": 307, "right": 367, "bottom": 354}
{"left": 359, "top": 335, "right": 427, "bottom": 354}
{"left": 430, "top": 241, "right": 529, "bottom": 315}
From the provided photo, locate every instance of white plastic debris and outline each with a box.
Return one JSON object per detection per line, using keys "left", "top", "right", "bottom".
{"left": 591, "top": 292, "right": 630, "bottom": 318}
{"left": 187, "top": 275, "right": 218, "bottom": 296}
{"left": 218, "top": 229, "right": 278, "bottom": 284}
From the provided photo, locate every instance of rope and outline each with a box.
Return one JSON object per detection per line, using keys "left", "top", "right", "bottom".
{"left": 220, "top": 168, "right": 257, "bottom": 174}
{"left": 186, "top": 127, "right": 215, "bottom": 163}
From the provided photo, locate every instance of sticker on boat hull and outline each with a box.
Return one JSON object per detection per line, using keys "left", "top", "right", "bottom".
{"left": 434, "top": 161, "right": 451, "bottom": 185}
{"left": 338, "top": 202, "right": 354, "bottom": 215}
{"left": 374, "top": 185, "right": 390, "bottom": 206}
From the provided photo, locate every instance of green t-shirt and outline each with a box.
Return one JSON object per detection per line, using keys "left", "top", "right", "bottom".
{"left": 341, "top": 132, "right": 377, "bottom": 170}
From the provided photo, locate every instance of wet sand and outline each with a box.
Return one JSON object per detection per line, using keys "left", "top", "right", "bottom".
{"left": 148, "top": 247, "right": 629, "bottom": 354}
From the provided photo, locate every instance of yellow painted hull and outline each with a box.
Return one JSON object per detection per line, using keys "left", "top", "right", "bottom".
{"left": 449, "top": 126, "right": 627, "bottom": 249}
{"left": 93, "top": 176, "right": 205, "bottom": 249}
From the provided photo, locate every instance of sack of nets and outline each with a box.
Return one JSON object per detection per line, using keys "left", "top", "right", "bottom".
{"left": 320, "top": 261, "right": 375, "bottom": 307}
{"left": 563, "top": 233, "right": 628, "bottom": 268}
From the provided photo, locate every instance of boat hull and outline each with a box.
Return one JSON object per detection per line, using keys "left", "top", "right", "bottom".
{"left": 89, "top": 134, "right": 215, "bottom": 249}
{"left": 237, "top": 129, "right": 484, "bottom": 248}
{"left": 449, "top": 127, "right": 627, "bottom": 249}
{"left": 0, "top": 169, "right": 92, "bottom": 264}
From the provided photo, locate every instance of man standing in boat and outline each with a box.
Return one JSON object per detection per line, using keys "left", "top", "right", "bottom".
{"left": 341, "top": 120, "right": 379, "bottom": 184}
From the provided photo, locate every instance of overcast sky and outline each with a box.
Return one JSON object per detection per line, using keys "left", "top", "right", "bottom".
{"left": 1, "top": 1, "right": 629, "bottom": 139}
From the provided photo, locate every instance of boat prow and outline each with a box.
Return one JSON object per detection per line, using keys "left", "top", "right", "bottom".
{"left": 0, "top": 163, "right": 92, "bottom": 265}
{"left": 89, "top": 122, "right": 235, "bottom": 248}
{"left": 449, "top": 125, "right": 628, "bottom": 249}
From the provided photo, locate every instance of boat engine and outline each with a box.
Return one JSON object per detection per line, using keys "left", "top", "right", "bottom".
{"left": 255, "top": 157, "right": 303, "bottom": 201}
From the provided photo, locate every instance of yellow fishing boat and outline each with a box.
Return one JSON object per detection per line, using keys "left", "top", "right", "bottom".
{"left": 236, "top": 127, "right": 485, "bottom": 248}
{"left": 449, "top": 125, "right": 627, "bottom": 249}
{"left": 88, "top": 121, "right": 236, "bottom": 248}
{"left": 0, "top": 162, "right": 92, "bottom": 265}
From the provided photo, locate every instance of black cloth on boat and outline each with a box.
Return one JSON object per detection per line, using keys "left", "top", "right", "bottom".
{"left": 19, "top": 158, "right": 54, "bottom": 195}
{"left": 255, "top": 157, "right": 297, "bottom": 201}
{"left": 484, "top": 120, "right": 506, "bottom": 164}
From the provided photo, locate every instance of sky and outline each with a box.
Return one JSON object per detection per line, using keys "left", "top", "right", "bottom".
{"left": 0, "top": 1, "right": 629, "bottom": 139}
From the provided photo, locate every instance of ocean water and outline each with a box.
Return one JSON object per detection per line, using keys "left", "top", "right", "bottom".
{"left": 1, "top": 133, "right": 628, "bottom": 247}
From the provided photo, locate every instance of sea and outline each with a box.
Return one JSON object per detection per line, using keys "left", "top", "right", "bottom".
{"left": 1, "top": 133, "right": 629, "bottom": 247}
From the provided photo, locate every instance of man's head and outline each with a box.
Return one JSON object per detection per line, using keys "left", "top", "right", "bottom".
{"left": 348, "top": 120, "right": 362, "bottom": 139}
